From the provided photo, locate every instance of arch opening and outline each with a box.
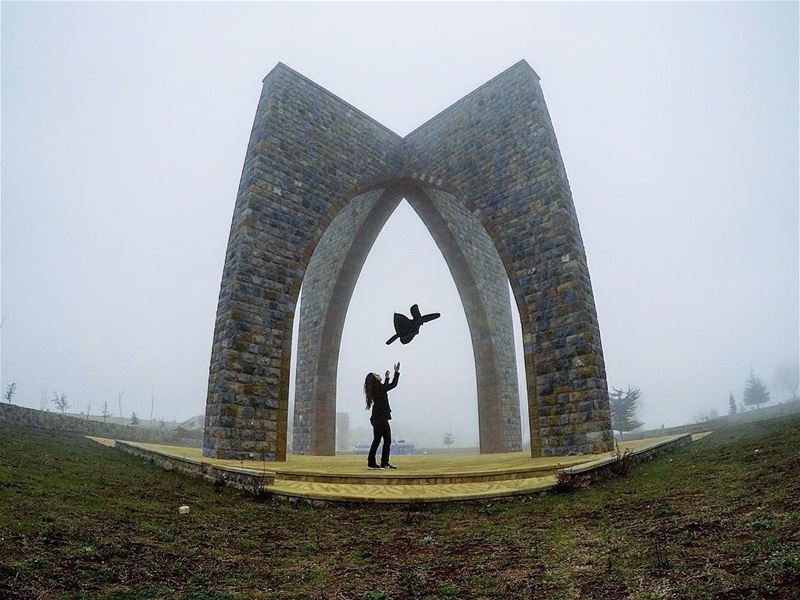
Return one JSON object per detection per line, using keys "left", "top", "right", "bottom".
{"left": 289, "top": 183, "right": 525, "bottom": 456}
{"left": 336, "top": 199, "right": 479, "bottom": 452}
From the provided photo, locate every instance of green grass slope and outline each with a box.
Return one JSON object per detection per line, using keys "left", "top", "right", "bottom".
{"left": 1, "top": 416, "right": 798, "bottom": 599}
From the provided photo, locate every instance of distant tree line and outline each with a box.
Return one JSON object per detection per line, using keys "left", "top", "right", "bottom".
{"left": 701, "top": 365, "right": 798, "bottom": 423}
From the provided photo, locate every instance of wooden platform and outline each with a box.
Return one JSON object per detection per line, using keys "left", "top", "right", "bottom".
{"left": 90, "top": 434, "right": 703, "bottom": 503}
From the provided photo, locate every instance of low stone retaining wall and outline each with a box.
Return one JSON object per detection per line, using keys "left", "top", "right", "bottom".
{"left": 113, "top": 441, "right": 275, "bottom": 493}
{"left": 0, "top": 403, "right": 194, "bottom": 444}
{"left": 557, "top": 433, "right": 694, "bottom": 488}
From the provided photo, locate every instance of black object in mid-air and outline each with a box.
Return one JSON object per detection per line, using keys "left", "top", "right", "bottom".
{"left": 386, "top": 304, "right": 441, "bottom": 345}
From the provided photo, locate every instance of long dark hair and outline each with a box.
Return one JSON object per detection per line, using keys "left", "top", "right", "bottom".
{"left": 364, "top": 373, "right": 381, "bottom": 410}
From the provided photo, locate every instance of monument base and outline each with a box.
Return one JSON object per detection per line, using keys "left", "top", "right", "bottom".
{"left": 89, "top": 434, "right": 704, "bottom": 504}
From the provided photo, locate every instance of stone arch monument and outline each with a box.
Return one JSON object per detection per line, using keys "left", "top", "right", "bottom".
{"left": 203, "top": 60, "right": 613, "bottom": 461}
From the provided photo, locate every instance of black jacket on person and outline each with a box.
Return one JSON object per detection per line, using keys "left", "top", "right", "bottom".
{"left": 370, "top": 372, "right": 399, "bottom": 421}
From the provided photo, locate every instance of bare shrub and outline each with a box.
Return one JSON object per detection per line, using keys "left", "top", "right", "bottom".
{"left": 649, "top": 536, "right": 672, "bottom": 570}
{"left": 51, "top": 392, "right": 69, "bottom": 415}
{"left": 242, "top": 456, "right": 272, "bottom": 500}
{"left": 610, "top": 441, "right": 634, "bottom": 476}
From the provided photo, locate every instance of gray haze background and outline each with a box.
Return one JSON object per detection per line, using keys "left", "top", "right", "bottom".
{"left": 2, "top": 2, "right": 797, "bottom": 448}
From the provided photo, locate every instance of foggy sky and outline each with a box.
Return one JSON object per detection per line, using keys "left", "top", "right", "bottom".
{"left": 2, "top": 2, "right": 798, "bottom": 447}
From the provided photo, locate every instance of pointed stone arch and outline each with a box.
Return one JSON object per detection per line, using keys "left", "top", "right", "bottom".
{"left": 203, "top": 60, "right": 613, "bottom": 460}
{"left": 292, "top": 181, "right": 522, "bottom": 456}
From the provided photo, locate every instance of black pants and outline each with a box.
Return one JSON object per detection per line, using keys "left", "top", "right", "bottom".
{"left": 368, "top": 418, "right": 391, "bottom": 467}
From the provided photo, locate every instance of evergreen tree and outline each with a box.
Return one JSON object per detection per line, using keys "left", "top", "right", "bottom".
{"left": 728, "top": 392, "right": 737, "bottom": 416}
{"left": 130, "top": 412, "right": 139, "bottom": 426}
{"left": 743, "top": 370, "right": 770, "bottom": 410}
{"left": 609, "top": 386, "right": 643, "bottom": 439}
{"left": 443, "top": 432, "right": 454, "bottom": 448}
{"left": 101, "top": 400, "right": 111, "bottom": 422}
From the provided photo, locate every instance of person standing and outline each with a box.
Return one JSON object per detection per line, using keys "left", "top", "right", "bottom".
{"left": 364, "top": 362, "right": 400, "bottom": 469}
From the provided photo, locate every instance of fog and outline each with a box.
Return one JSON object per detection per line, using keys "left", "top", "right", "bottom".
{"left": 2, "top": 3, "right": 797, "bottom": 448}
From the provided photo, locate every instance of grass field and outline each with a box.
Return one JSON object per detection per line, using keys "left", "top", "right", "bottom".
{"left": 1, "top": 416, "right": 799, "bottom": 599}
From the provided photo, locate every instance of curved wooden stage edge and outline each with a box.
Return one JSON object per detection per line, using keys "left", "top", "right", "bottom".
{"left": 89, "top": 434, "right": 710, "bottom": 504}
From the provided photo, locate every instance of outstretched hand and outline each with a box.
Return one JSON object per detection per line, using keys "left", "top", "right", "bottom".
{"left": 394, "top": 362, "right": 400, "bottom": 373}
{"left": 384, "top": 370, "right": 390, "bottom": 380}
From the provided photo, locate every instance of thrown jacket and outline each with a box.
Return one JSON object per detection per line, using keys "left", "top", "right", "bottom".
{"left": 370, "top": 372, "right": 399, "bottom": 421}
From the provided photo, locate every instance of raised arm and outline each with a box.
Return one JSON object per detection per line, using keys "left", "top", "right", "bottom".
{"left": 384, "top": 371, "right": 399, "bottom": 391}
{"left": 384, "top": 362, "right": 400, "bottom": 391}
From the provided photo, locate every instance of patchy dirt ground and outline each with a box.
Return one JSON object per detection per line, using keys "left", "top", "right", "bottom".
{"left": 1, "top": 416, "right": 798, "bottom": 599}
